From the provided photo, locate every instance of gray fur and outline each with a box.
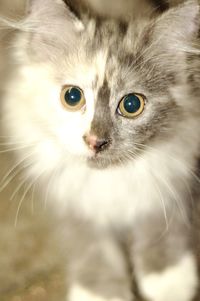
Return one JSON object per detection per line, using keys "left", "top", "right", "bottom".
{"left": 0, "top": 0, "right": 200, "bottom": 300}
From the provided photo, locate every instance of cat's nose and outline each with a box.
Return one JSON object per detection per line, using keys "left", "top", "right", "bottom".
{"left": 83, "top": 134, "right": 110, "bottom": 153}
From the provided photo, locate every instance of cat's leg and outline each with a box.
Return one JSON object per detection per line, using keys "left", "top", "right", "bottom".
{"left": 65, "top": 217, "right": 133, "bottom": 301}
{"left": 132, "top": 212, "right": 198, "bottom": 301}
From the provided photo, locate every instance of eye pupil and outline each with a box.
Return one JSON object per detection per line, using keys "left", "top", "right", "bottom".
{"left": 124, "top": 94, "right": 141, "bottom": 114}
{"left": 61, "top": 86, "right": 85, "bottom": 111}
{"left": 64, "top": 87, "right": 82, "bottom": 106}
{"left": 118, "top": 93, "right": 145, "bottom": 118}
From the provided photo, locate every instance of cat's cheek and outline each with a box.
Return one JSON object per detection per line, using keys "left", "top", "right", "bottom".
{"left": 54, "top": 114, "right": 93, "bottom": 157}
{"left": 63, "top": 138, "right": 91, "bottom": 157}
{"left": 55, "top": 126, "right": 91, "bottom": 156}
{"left": 18, "top": 140, "right": 63, "bottom": 179}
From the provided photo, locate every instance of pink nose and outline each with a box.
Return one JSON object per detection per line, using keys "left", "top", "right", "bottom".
{"left": 85, "top": 135, "right": 98, "bottom": 150}
{"left": 83, "top": 134, "right": 110, "bottom": 153}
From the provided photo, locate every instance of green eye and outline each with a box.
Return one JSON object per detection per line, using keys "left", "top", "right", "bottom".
{"left": 118, "top": 93, "right": 145, "bottom": 118}
{"left": 61, "top": 86, "right": 85, "bottom": 111}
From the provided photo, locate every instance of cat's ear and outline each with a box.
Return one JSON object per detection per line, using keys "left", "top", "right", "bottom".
{"left": 153, "top": 0, "right": 199, "bottom": 52}
{"left": 23, "top": 0, "right": 86, "bottom": 60}
{"left": 25, "top": 0, "right": 85, "bottom": 33}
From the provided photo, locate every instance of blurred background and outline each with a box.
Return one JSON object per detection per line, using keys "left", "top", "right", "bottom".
{"left": 0, "top": 0, "right": 25, "bottom": 76}
{"left": 0, "top": 2, "right": 68, "bottom": 301}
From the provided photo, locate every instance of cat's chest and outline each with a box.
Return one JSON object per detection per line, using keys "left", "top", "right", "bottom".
{"left": 50, "top": 160, "right": 160, "bottom": 226}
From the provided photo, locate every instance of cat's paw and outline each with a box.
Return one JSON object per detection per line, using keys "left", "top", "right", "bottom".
{"left": 67, "top": 283, "right": 129, "bottom": 301}
{"left": 138, "top": 253, "right": 198, "bottom": 301}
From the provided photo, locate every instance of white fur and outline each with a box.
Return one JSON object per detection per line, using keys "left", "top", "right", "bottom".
{"left": 68, "top": 284, "right": 126, "bottom": 301}
{"left": 3, "top": 60, "right": 199, "bottom": 227}
{"left": 138, "top": 253, "right": 198, "bottom": 301}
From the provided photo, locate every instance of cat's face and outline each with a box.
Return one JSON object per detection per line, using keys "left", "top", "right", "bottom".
{"left": 4, "top": 0, "right": 200, "bottom": 170}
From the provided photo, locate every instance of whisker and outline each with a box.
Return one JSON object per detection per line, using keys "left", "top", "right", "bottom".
{"left": 0, "top": 140, "right": 34, "bottom": 146}
{"left": 0, "top": 152, "right": 34, "bottom": 191}
{"left": 44, "top": 166, "right": 60, "bottom": 210}
{"left": 31, "top": 182, "right": 36, "bottom": 215}
{"left": 133, "top": 142, "right": 200, "bottom": 185}
{"left": 14, "top": 168, "right": 47, "bottom": 227}
{"left": 0, "top": 161, "right": 33, "bottom": 193}
{"left": 150, "top": 170, "right": 170, "bottom": 232}
{"left": 0, "top": 144, "right": 34, "bottom": 153}
{"left": 153, "top": 171, "right": 190, "bottom": 227}
{"left": 10, "top": 163, "right": 35, "bottom": 201}
{"left": 126, "top": 143, "right": 195, "bottom": 228}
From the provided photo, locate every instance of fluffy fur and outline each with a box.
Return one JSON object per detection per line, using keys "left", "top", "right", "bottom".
{"left": 0, "top": 0, "right": 200, "bottom": 300}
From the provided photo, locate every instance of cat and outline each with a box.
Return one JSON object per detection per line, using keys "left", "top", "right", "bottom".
{"left": 0, "top": 0, "right": 200, "bottom": 300}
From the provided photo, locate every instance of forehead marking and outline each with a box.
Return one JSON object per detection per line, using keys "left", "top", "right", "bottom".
{"left": 90, "top": 78, "right": 113, "bottom": 138}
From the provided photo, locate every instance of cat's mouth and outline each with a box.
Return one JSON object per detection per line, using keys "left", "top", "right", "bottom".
{"left": 86, "top": 146, "right": 141, "bottom": 169}
{"left": 87, "top": 152, "right": 125, "bottom": 169}
{"left": 87, "top": 156, "right": 110, "bottom": 169}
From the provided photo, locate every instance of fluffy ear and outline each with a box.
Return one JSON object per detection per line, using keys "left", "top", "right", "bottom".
{"left": 22, "top": 0, "right": 86, "bottom": 61}
{"left": 153, "top": 0, "right": 199, "bottom": 53}
{"left": 26, "top": 0, "right": 84, "bottom": 32}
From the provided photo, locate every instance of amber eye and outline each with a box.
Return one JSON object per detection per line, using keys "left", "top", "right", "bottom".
{"left": 118, "top": 93, "right": 145, "bottom": 118}
{"left": 60, "top": 86, "right": 86, "bottom": 111}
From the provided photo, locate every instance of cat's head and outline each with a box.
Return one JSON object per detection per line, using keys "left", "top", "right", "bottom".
{"left": 3, "top": 0, "right": 200, "bottom": 171}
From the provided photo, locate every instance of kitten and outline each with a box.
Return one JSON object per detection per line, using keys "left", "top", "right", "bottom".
{"left": 1, "top": 0, "right": 200, "bottom": 300}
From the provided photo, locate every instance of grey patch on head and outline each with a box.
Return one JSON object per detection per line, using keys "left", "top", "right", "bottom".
{"left": 118, "top": 21, "right": 129, "bottom": 35}
{"left": 187, "top": 52, "right": 200, "bottom": 97}
{"left": 88, "top": 18, "right": 129, "bottom": 56}
{"left": 90, "top": 78, "right": 112, "bottom": 139}
{"left": 86, "top": 4, "right": 190, "bottom": 169}
{"left": 88, "top": 78, "right": 116, "bottom": 169}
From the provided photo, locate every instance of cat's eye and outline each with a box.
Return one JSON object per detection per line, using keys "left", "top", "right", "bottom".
{"left": 117, "top": 93, "right": 145, "bottom": 118}
{"left": 60, "top": 86, "right": 86, "bottom": 111}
